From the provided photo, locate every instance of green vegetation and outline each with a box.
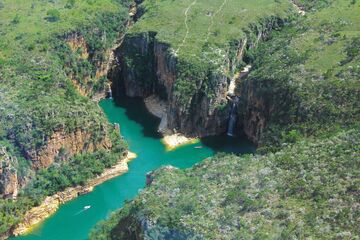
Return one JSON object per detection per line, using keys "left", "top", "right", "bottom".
{"left": 0, "top": 0, "right": 131, "bottom": 236}
{"left": 123, "top": 0, "right": 295, "bottom": 106}
{"left": 295, "top": 0, "right": 332, "bottom": 11}
{"left": 244, "top": 0, "right": 360, "bottom": 151}
{"left": 23, "top": 128, "right": 127, "bottom": 200}
{"left": 90, "top": 0, "right": 359, "bottom": 239}
{"left": 46, "top": 9, "right": 61, "bottom": 22}
{"left": 1, "top": 129, "right": 127, "bottom": 235}
{"left": 132, "top": 0, "right": 292, "bottom": 57}
{"left": 91, "top": 130, "right": 359, "bottom": 239}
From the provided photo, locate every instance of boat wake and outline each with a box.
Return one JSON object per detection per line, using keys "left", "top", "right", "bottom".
{"left": 73, "top": 206, "right": 91, "bottom": 216}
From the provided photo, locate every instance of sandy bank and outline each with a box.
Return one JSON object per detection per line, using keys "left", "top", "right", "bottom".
{"left": 144, "top": 96, "right": 199, "bottom": 150}
{"left": 161, "top": 134, "right": 199, "bottom": 151}
{"left": 12, "top": 151, "right": 137, "bottom": 237}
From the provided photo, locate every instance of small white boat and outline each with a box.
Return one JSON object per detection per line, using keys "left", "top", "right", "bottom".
{"left": 84, "top": 205, "right": 91, "bottom": 210}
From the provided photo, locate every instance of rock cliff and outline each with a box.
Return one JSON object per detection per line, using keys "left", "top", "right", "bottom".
{"left": 26, "top": 128, "right": 112, "bottom": 170}
{"left": 111, "top": 16, "right": 284, "bottom": 140}
{"left": 112, "top": 33, "right": 230, "bottom": 137}
{"left": 0, "top": 147, "right": 18, "bottom": 199}
{"left": 65, "top": 32, "right": 116, "bottom": 100}
{"left": 236, "top": 74, "right": 268, "bottom": 144}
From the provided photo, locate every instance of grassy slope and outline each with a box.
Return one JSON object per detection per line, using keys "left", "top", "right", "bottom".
{"left": 245, "top": 0, "right": 359, "bottom": 151}
{"left": 293, "top": 0, "right": 360, "bottom": 73}
{"left": 0, "top": 0, "right": 130, "bottom": 235}
{"left": 0, "top": 0, "right": 121, "bottom": 61}
{"left": 90, "top": 0, "right": 359, "bottom": 239}
{"left": 132, "top": 0, "right": 292, "bottom": 57}
{"left": 124, "top": 0, "right": 295, "bottom": 106}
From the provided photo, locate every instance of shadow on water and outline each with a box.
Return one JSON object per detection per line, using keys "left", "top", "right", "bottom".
{"left": 201, "top": 133, "right": 256, "bottom": 155}
{"left": 113, "top": 94, "right": 162, "bottom": 139}
{"left": 113, "top": 93, "right": 255, "bottom": 155}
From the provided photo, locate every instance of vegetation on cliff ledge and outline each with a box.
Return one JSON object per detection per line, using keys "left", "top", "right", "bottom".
{"left": 242, "top": 0, "right": 359, "bottom": 151}
{"left": 123, "top": 0, "right": 295, "bottom": 105}
{"left": 0, "top": 0, "right": 130, "bottom": 236}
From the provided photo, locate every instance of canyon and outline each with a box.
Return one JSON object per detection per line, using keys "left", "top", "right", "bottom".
{"left": 110, "top": 16, "right": 286, "bottom": 144}
{"left": 2, "top": 0, "right": 358, "bottom": 239}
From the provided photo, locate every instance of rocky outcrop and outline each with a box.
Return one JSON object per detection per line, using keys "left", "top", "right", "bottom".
{"left": 292, "top": 0, "right": 306, "bottom": 15}
{"left": 144, "top": 95, "right": 167, "bottom": 119}
{"left": 145, "top": 165, "right": 177, "bottom": 186}
{"left": 237, "top": 77, "right": 267, "bottom": 144}
{"left": 113, "top": 35, "right": 231, "bottom": 138}
{"left": 65, "top": 33, "right": 114, "bottom": 100}
{"left": 0, "top": 147, "right": 18, "bottom": 199}
{"left": 26, "top": 128, "right": 112, "bottom": 170}
{"left": 13, "top": 151, "right": 137, "bottom": 236}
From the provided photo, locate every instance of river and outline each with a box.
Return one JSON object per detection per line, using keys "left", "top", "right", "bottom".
{"left": 14, "top": 96, "right": 254, "bottom": 240}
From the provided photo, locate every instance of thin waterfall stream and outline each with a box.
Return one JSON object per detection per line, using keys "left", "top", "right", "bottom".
{"left": 227, "top": 96, "right": 239, "bottom": 137}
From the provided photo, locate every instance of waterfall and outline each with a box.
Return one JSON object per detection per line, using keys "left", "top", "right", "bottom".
{"left": 108, "top": 86, "right": 113, "bottom": 99}
{"left": 227, "top": 97, "right": 239, "bottom": 137}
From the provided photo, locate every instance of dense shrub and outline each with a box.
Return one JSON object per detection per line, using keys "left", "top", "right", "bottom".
{"left": 46, "top": 9, "right": 61, "bottom": 22}
{"left": 91, "top": 130, "right": 359, "bottom": 239}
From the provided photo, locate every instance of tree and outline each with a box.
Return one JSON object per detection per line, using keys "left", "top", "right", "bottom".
{"left": 46, "top": 9, "right": 60, "bottom": 22}
{"left": 65, "top": 0, "right": 76, "bottom": 9}
{"left": 12, "top": 14, "right": 20, "bottom": 24}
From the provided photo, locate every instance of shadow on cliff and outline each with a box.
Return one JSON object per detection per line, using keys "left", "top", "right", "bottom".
{"left": 113, "top": 93, "right": 162, "bottom": 139}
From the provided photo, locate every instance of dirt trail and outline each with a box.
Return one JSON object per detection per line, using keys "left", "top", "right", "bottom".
{"left": 205, "top": 0, "right": 228, "bottom": 43}
{"left": 175, "top": 0, "right": 198, "bottom": 54}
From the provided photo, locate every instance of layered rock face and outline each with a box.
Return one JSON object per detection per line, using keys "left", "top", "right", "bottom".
{"left": 0, "top": 147, "right": 18, "bottom": 199}
{"left": 0, "top": 128, "right": 113, "bottom": 200}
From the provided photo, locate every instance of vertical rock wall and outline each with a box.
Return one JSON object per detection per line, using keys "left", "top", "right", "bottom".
{"left": 113, "top": 34, "right": 232, "bottom": 138}
{"left": 111, "top": 16, "right": 285, "bottom": 141}
{"left": 0, "top": 147, "right": 18, "bottom": 199}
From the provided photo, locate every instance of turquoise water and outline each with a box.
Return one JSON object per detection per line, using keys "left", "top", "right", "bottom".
{"left": 14, "top": 96, "right": 254, "bottom": 240}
